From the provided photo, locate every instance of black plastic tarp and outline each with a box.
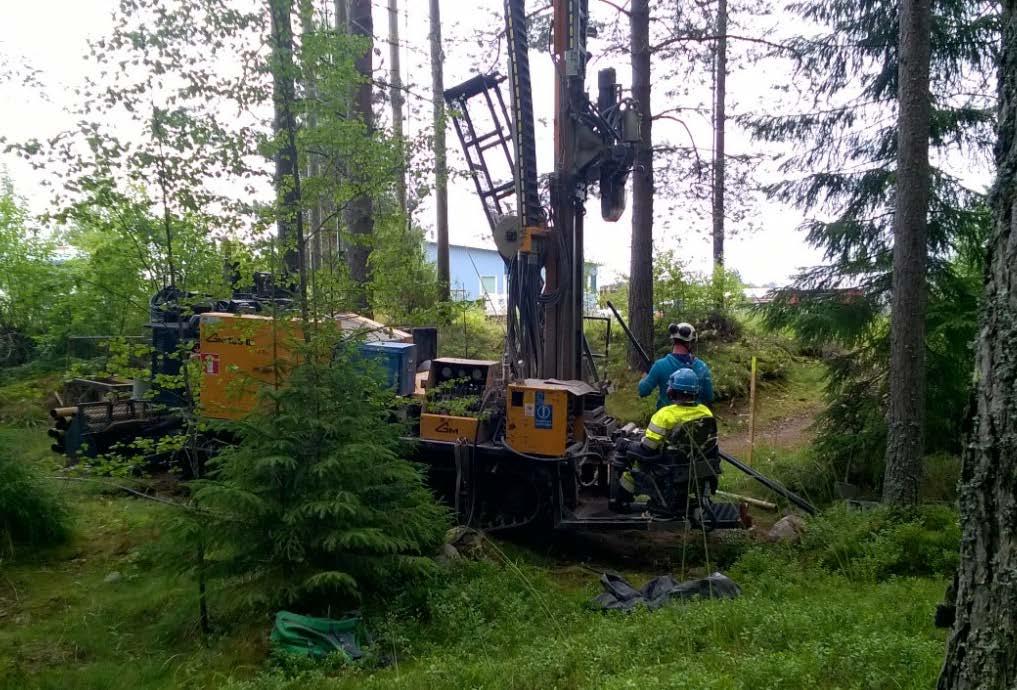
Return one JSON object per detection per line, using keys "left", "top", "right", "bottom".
{"left": 591, "top": 571, "right": 741, "bottom": 611}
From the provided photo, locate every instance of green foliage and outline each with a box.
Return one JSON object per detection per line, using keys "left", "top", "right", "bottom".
{"left": 0, "top": 370, "right": 59, "bottom": 428}
{"left": 191, "top": 332, "right": 449, "bottom": 610}
{"left": 698, "top": 327, "right": 796, "bottom": 401}
{"left": 0, "top": 182, "right": 77, "bottom": 354}
{"left": 652, "top": 250, "right": 747, "bottom": 329}
{"left": 769, "top": 223, "right": 987, "bottom": 493}
{"left": 792, "top": 504, "right": 961, "bottom": 582}
{"left": 752, "top": 0, "right": 996, "bottom": 492}
{"left": 368, "top": 223, "right": 442, "bottom": 325}
{"left": 0, "top": 453, "right": 950, "bottom": 690}
{"left": 0, "top": 442, "right": 71, "bottom": 556}
{"left": 424, "top": 377, "right": 486, "bottom": 418}
{"left": 436, "top": 301, "right": 505, "bottom": 361}
{"left": 218, "top": 556, "right": 947, "bottom": 690}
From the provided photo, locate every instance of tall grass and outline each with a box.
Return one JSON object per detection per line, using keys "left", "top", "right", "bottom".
{"left": 0, "top": 444, "right": 71, "bottom": 556}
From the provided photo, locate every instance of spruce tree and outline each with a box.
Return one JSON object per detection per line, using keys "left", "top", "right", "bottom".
{"left": 192, "top": 333, "right": 449, "bottom": 607}
{"left": 754, "top": 0, "right": 998, "bottom": 490}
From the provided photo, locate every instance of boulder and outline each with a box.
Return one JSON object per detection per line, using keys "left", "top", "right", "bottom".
{"left": 445, "top": 527, "right": 484, "bottom": 559}
{"left": 767, "top": 514, "right": 807, "bottom": 544}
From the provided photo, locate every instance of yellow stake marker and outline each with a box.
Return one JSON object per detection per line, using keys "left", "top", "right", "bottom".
{"left": 748, "top": 356, "right": 758, "bottom": 466}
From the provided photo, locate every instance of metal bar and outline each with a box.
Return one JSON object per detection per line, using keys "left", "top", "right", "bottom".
{"left": 581, "top": 333, "right": 601, "bottom": 385}
{"left": 606, "top": 300, "right": 652, "bottom": 372}
{"left": 718, "top": 451, "right": 817, "bottom": 516}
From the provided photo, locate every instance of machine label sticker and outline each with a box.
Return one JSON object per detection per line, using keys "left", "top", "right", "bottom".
{"left": 524, "top": 403, "right": 535, "bottom": 417}
{"left": 202, "top": 353, "right": 220, "bottom": 375}
{"left": 534, "top": 392, "right": 553, "bottom": 430}
{"left": 434, "top": 418, "right": 460, "bottom": 435}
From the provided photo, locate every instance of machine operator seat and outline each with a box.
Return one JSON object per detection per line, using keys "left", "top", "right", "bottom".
{"left": 614, "top": 416, "right": 722, "bottom": 514}
{"left": 666, "top": 415, "right": 719, "bottom": 464}
{"left": 620, "top": 415, "right": 719, "bottom": 466}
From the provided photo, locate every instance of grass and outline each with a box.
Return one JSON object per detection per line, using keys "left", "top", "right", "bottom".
{"left": 0, "top": 455, "right": 266, "bottom": 690}
{"left": 0, "top": 351, "right": 954, "bottom": 690}
{"left": 0, "top": 439, "right": 953, "bottom": 690}
{"left": 216, "top": 557, "right": 947, "bottom": 690}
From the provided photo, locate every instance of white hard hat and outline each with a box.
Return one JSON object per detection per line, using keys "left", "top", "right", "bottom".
{"left": 668, "top": 322, "right": 696, "bottom": 343}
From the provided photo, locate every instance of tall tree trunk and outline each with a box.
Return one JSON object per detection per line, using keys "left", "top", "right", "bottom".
{"left": 300, "top": 0, "right": 322, "bottom": 277}
{"left": 269, "top": 0, "right": 302, "bottom": 283}
{"left": 429, "top": 0, "right": 449, "bottom": 300}
{"left": 347, "top": 0, "right": 373, "bottom": 314}
{"left": 712, "top": 0, "right": 727, "bottom": 272}
{"left": 387, "top": 0, "right": 407, "bottom": 219}
{"left": 938, "top": 3, "right": 1017, "bottom": 685}
{"left": 627, "top": 0, "right": 654, "bottom": 371}
{"left": 325, "top": 0, "right": 348, "bottom": 265}
{"left": 882, "top": 0, "right": 932, "bottom": 506}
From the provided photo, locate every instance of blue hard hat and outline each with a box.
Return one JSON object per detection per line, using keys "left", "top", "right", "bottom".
{"left": 667, "top": 367, "right": 700, "bottom": 396}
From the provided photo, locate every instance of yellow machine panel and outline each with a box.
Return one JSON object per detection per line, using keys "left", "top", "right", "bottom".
{"left": 419, "top": 413, "right": 487, "bottom": 443}
{"left": 506, "top": 380, "right": 589, "bottom": 457}
{"left": 198, "top": 313, "right": 301, "bottom": 420}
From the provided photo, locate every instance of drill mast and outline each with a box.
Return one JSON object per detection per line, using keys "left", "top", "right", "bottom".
{"left": 445, "top": 0, "right": 638, "bottom": 382}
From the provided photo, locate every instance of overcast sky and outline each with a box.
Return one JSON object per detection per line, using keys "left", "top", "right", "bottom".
{"left": 3, "top": 0, "right": 843, "bottom": 286}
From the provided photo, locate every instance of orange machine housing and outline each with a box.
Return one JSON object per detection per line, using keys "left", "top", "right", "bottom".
{"left": 418, "top": 358, "right": 498, "bottom": 443}
{"left": 198, "top": 313, "right": 302, "bottom": 420}
{"left": 505, "top": 380, "right": 595, "bottom": 457}
{"left": 198, "top": 312, "right": 415, "bottom": 421}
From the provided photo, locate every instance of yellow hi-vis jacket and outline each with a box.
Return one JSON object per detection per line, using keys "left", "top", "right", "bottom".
{"left": 642, "top": 403, "right": 713, "bottom": 451}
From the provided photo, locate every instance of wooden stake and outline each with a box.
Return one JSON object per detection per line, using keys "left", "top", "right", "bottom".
{"left": 716, "top": 490, "right": 776, "bottom": 511}
{"left": 748, "top": 355, "right": 758, "bottom": 466}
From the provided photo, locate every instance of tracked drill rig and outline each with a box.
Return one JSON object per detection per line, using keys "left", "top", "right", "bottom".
{"left": 410, "top": 0, "right": 752, "bottom": 532}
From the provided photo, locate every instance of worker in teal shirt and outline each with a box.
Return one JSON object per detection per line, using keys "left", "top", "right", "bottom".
{"left": 638, "top": 322, "right": 714, "bottom": 409}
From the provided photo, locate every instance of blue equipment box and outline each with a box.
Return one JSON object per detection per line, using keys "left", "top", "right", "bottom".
{"left": 359, "top": 341, "right": 417, "bottom": 396}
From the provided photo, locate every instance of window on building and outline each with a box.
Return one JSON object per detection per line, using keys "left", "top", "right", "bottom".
{"left": 480, "top": 275, "right": 497, "bottom": 294}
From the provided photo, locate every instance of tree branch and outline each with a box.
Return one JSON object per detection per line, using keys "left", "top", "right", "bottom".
{"left": 652, "top": 33, "right": 797, "bottom": 56}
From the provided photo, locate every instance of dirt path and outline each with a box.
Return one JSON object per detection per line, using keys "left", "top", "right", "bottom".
{"left": 721, "top": 405, "right": 821, "bottom": 459}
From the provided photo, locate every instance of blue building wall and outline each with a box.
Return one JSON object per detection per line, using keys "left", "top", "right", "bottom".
{"left": 424, "top": 241, "right": 599, "bottom": 309}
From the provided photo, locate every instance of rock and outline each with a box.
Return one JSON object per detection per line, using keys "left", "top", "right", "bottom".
{"left": 104, "top": 571, "right": 122, "bottom": 584}
{"left": 443, "top": 526, "right": 486, "bottom": 560}
{"left": 767, "top": 515, "right": 807, "bottom": 544}
{"left": 442, "top": 543, "right": 461, "bottom": 560}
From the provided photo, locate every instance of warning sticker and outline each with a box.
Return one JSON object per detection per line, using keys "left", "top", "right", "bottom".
{"left": 202, "top": 353, "right": 220, "bottom": 375}
{"left": 524, "top": 403, "right": 535, "bottom": 417}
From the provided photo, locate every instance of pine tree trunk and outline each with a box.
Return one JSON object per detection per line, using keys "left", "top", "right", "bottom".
{"left": 269, "top": 0, "right": 301, "bottom": 280}
{"left": 387, "top": 0, "right": 407, "bottom": 219}
{"left": 712, "top": 0, "right": 727, "bottom": 272}
{"left": 300, "top": 0, "right": 322, "bottom": 276}
{"left": 347, "top": 0, "right": 373, "bottom": 315}
{"left": 938, "top": 3, "right": 1017, "bottom": 685}
{"left": 627, "top": 0, "right": 654, "bottom": 370}
{"left": 883, "top": 0, "right": 932, "bottom": 506}
{"left": 326, "top": 0, "right": 348, "bottom": 265}
{"left": 429, "top": 0, "right": 450, "bottom": 300}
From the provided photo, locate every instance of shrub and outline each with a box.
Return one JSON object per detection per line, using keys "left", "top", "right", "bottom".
{"left": 192, "top": 331, "right": 450, "bottom": 611}
{"left": 795, "top": 504, "right": 960, "bottom": 581}
{"left": 437, "top": 301, "right": 504, "bottom": 361}
{"left": 0, "top": 444, "right": 71, "bottom": 556}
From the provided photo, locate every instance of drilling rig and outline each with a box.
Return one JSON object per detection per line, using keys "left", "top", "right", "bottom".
{"left": 411, "top": 0, "right": 756, "bottom": 532}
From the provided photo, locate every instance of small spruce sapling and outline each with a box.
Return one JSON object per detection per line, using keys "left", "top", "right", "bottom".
{"left": 192, "top": 329, "right": 449, "bottom": 610}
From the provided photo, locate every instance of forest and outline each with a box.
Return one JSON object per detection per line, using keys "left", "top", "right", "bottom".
{"left": 0, "top": 0, "right": 1013, "bottom": 688}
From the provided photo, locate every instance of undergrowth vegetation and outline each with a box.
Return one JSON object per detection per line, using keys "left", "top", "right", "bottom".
{"left": 0, "top": 440, "right": 71, "bottom": 556}
{"left": 215, "top": 554, "right": 946, "bottom": 690}
{"left": 793, "top": 504, "right": 960, "bottom": 581}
